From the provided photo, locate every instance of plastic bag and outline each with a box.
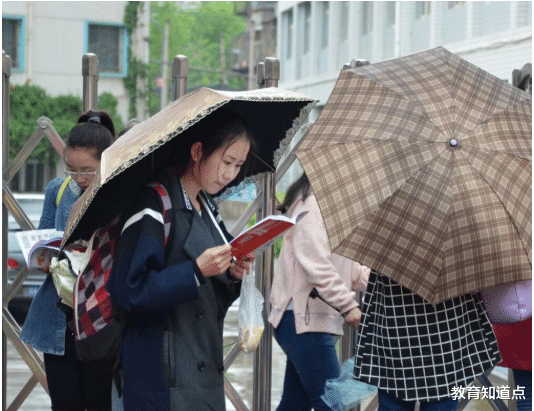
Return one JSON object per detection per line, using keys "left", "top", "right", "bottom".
{"left": 49, "top": 246, "right": 91, "bottom": 307}
{"left": 50, "top": 256, "right": 77, "bottom": 307}
{"left": 321, "top": 357, "right": 377, "bottom": 411}
{"left": 238, "top": 267, "right": 265, "bottom": 353}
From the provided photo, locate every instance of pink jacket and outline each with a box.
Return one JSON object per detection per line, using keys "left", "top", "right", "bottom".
{"left": 268, "top": 194, "right": 369, "bottom": 335}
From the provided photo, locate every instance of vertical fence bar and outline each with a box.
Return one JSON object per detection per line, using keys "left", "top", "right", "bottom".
{"left": 82, "top": 53, "right": 99, "bottom": 112}
{"left": 172, "top": 55, "right": 189, "bottom": 101}
{"left": 252, "top": 57, "right": 279, "bottom": 411}
{"left": 252, "top": 173, "right": 275, "bottom": 411}
{"left": 263, "top": 58, "right": 280, "bottom": 88}
{"left": 3, "top": 50, "right": 12, "bottom": 411}
{"left": 257, "top": 62, "right": 265, "bottom": 89}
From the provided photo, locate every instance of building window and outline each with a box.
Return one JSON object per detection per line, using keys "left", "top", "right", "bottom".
{"left": 303, "top": 2, "right": 311, "bottom": 53}
{"left": 448, "top": 1, "right": 465, "bottom": 9}
{"left": 474, "top": 2, "right": 511, "bottom": 36}
{"left": 386, "top": 2, "right": 396, "bottom": 27}
{"left": 415, "top": 1, "right": 431, "bottom": 19}
{"left": 340, "top": 2, "right": 349, "bottom": 42}
{"left": 517, "top": 2, "right": 531, "bottom": 27}
{"left": 361, "top": 2, "right": 373, "bottom": 35}
{"left": 321, "top": 2, "right": 329, "bottom": 49}
{"left": 2, "top": 17, "right": 25, "bottom": 70}
{"left": 86, "top": 23, "right": 127, "bottom": 76}
{"left": 282, "top": 10, "right": 293, "bottom": 60}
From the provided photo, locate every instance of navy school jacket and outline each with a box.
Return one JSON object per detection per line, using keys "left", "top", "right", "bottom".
{"left": 107, "top": 171, "right": 240, "bottom": 411}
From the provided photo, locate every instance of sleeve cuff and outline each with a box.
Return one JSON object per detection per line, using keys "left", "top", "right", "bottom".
{"left": 192, "top": 260, "right": 206, "bottom": 285}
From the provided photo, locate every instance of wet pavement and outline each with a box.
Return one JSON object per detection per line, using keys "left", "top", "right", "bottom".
{"left": 5, "top": 304, "right": 514, "bottom": 411}
{"left": 4, "top": 304, "right": 286, "bottom": 411}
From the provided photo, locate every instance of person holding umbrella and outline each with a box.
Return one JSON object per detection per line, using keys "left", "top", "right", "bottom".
{"left": 20, "top": 110, "right": 116, "bottom": 411}
{"left": 106, "top": 109, "right": 256, "bottom": 411}
{"left": 269, "top": 172, "right": 370, "bottom": 411}
{"left": 295, "top": 47, "right": 531, "bottom": 411}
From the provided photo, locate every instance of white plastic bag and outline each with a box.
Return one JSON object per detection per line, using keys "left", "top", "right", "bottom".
{"left": 50, "top": 256, "right": 77, "bottom": 307}
{"left": 49, "top": 245, "right": 91, "bottom": 308}
{"left": 238, "top": 267, "right": 265, "bottom": 353}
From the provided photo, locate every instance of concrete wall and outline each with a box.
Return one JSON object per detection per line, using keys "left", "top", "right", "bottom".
{"left": 2, "top": 1, "right": 150, "bottom": 123}
{"left": 275, "top": 0, "right": 532, "bottom": 189}
{"left": 278, "top": 1, "right": 532, "bottom": 107}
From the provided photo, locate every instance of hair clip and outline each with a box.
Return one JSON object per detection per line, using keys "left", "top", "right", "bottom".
{"left": 88, "top": 116, "right": 101, "bottom": 124}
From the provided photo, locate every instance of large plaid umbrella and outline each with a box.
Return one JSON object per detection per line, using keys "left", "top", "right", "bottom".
{"left": 63, "top": 87, "right": 315, "bottom": 245}
{"left": 296, "top": 47, "right": 532, "bottom": 304}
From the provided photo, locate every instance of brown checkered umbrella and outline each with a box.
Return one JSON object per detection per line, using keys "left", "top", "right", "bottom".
{"left": 296, "top": 47, "right": 532, "bottom": 304}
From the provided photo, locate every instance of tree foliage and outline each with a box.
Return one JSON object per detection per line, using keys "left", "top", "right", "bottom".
{"left": 149, "top": 1, "right": 246, "bottom": 112}
{"left": 8, "top": 83, "right": 124, "bottom": 164}
{"left": 9, "top": 83, "right": 82, "bottom": 164}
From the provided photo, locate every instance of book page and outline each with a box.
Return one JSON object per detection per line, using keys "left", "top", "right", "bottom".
{"left": 15, "top": 229, "right": 64, "bottom": 268}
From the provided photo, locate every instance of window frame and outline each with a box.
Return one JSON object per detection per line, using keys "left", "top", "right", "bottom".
{"left": 361, "top": 2, "right": 374, "bottom": 36}
{"left": 340, "top": 2, "right": 349, "bottom": 43}
{"left": 84, "top": 21, "right": 128, "bottom": 78}
{"left": 386, "top": 2, "right": 396, "bottom": 27}
{"left": 282, "top": 9, "right": 294, "bottom": 61}
{"left": 302, "top": 2, "right": 311, "bottom": 54}
{"left": 320, "top": 1, "right": 329, "bottom": 50}
{"left": 2, "top": 15, "right": 26, "bottom": 72}
{"left": 415, "top": 1, "right": 431, "bottom": 19}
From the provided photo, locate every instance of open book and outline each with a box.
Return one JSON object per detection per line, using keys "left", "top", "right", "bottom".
{"left": 230, "top": 211, "right": 308, "bottom": 259}
{"left": 15, "top": 229, "right": 64, "bottom": 269}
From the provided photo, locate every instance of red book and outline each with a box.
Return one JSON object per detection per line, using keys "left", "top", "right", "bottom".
{"left": 230, "top": 212, "right": 308, "bottom": 259}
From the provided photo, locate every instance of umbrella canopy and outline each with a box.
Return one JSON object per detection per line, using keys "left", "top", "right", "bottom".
{"left": 63, "top": 87, "right": 316, "bottom": 245}
{"left": 297, "top": 46, "right": 532, "bottom": 304}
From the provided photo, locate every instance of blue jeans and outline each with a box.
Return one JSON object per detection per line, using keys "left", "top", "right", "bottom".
{"left": 378, "top": 390, "right": 458, "bottom": 411}
{"left": 273, "top": 311, "right": 340, "bottom": 411}
{"left": 513, "top": 369, "right": 532, "bottom": 411}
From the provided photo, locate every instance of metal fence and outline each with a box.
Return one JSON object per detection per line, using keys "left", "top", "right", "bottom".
{"left": 2, "top": 50, "right": 522, "bottom": 411}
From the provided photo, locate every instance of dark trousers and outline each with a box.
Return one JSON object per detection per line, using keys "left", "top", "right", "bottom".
{"left": 513, "top": 369, "right": 532, "bottom": 411}
{"left": 44, "top": 328, "right": 112, "bottom": 411}
{"left": 378, "top": 390, "right": 458, "bottom": 411}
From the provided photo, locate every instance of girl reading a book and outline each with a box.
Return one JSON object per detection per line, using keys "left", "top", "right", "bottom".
{"left": 106, "top": 109, "right": 256, "bottom": 411}
{"left": 269, "top": 173, "right": 370, "bottom": 411}
{"left": 20, "top": 111, "right": 115, "bottom": 411}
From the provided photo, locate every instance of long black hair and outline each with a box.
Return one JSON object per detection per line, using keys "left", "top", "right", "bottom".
{"left": 65, "top": 110, "right": 115, "bottom": 160}
{"left": 278, "top": 173, "right": 312, "bottom": 214}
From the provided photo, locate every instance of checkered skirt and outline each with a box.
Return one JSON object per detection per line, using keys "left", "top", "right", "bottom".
{"left": 353, "top": 271, "right": 501, "bottom": 402}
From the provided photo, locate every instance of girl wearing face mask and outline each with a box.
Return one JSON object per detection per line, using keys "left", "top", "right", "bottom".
{"left": 20, "top": 110, "right": 115, "bottom": 411}
{"left": 106, "top": 109, "right": 256, "bottom": 411}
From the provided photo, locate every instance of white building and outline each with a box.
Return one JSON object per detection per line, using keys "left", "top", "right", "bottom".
{"left": 2, "top": 1, "right": 150, "bottom": 123}
{"left": 276, "top": 1, "right": 532, "bottom": 184}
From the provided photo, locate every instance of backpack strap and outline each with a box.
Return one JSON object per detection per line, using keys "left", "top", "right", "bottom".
{"left": 56, "top": 176, "right": 72, "bottom": 207}
{"left": 147, "top": 182, "right": 172, "bottom": 247}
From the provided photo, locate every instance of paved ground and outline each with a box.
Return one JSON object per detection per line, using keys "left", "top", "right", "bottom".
{"left": 5, "top": 333, "right": 516, "bottom": 411}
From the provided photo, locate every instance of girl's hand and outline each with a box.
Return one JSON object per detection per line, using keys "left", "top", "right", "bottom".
{"left": 229, "top": 252, "right": 256, "bottom": 281}
{"left": 196, "top": 244, "right": 233, "bottom": 277}
{"left": 343, "top": 307, "right": 362, "bottom": 329}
